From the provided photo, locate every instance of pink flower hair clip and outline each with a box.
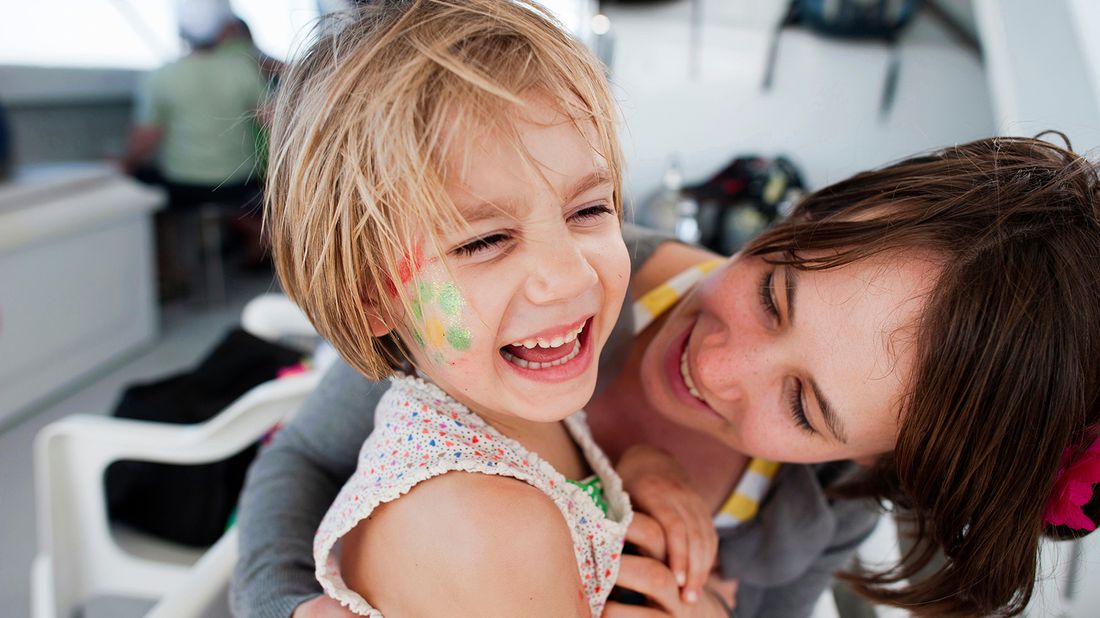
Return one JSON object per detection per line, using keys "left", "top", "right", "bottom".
{"left": 1042, "top": 434, "right": 1100, "bottom": 532}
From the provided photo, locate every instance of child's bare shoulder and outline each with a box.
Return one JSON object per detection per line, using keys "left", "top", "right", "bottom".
{"left": 341, "top": 472, "right": 588, "bottom": 616}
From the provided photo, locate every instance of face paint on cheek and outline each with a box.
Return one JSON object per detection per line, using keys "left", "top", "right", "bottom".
{"left": 405, "top": 269, "right": 474, "bottom": 358}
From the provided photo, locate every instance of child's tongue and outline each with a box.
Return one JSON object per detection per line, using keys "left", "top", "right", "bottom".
{"left": 504, "top": 342, "right": 574, "bottom": 364}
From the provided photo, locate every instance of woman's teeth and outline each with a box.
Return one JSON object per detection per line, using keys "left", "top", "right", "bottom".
{"left": 509, "top": 322, "right": 585, "bottom": 350}
{"left": 679, "top": 348, "right": 705, "bottom": 402}
{"left": 501, "top": 340, "right": 581, "bottom": 369}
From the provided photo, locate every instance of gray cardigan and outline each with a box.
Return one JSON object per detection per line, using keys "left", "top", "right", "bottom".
{"left": 229, "top": 224, "right": 878, "bottom": 617}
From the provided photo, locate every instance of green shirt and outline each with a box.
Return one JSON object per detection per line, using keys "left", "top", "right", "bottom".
{"left": 134, "top": 41, "right": 267, "bottom": 186}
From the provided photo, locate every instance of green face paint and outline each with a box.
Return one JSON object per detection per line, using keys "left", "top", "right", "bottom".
{"left": 405, "top": 269, "right": 473, "bottom": 356}
{"left": 446, "top": 325, "right": 472, "bottom": 351}
{"left": 438, "top": 282, "right": 463, "bottom": 316}
{"left": 417, "top": 281, "right": 435, "bottom": 304}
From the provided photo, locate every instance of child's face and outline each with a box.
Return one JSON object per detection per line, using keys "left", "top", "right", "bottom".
{"left": 395, "top": 98, "right": 629, "bottom": 429}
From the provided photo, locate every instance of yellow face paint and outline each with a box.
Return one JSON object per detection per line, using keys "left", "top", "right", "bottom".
{"left": 406, "top": 265, "right": 473, "bottom": 357}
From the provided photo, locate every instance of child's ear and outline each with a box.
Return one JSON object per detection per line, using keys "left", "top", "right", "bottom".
{"left": 367, "top": 310, "right": 393, "bottom": 337}
{"left": 362, "top": 292, "right": 402, "bottom": 338}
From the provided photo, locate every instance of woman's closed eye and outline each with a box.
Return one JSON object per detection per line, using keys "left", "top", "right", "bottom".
{"left": 760, "top": 266, "right": 817, "bottom": 435}
{"left": 787, "top": 378, "right": 814, "bottom": 434}
{"left": 759, "top": 268, "right": 778, "bottom": 321}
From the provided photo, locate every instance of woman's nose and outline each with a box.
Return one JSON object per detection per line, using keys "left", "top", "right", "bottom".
{"left": 694, "top": 319, "right": 759, "bottom": 403}
{"left": 524, "top": 237, "right": 599, "bottom": 305}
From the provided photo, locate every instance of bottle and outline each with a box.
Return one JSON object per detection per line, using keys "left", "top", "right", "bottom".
{"left": 638, "top": 156, "right": 695, "bottom": 240}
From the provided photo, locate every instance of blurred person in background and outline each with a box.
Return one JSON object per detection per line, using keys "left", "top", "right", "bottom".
{"left": 121, "top": 0, "right": 271, "bottom": 295}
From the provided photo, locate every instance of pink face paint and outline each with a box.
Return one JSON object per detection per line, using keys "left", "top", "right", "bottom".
{"left": 384, "top": 245, "right": 425, "bottom": 298}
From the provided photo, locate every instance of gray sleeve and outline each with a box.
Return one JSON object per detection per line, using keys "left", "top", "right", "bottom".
{"left": 622, "top": 222, "right": 674, "bottom": 271}
{"left": 230, "top": 361, "right": 385, "bottom": 618}
{"left": 732, "top": 498, "right": 878, "bottom": 618}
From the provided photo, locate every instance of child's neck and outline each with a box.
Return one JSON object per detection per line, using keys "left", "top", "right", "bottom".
{"left": 412, "top": 369, "right": 592, "bottom": 480}
{"left": 489, "top": 414, "right": 591, "bottom": 481}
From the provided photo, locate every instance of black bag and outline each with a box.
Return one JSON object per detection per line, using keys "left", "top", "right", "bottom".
{"left": 105, "top": 328, "right": 303, "bottom": 547}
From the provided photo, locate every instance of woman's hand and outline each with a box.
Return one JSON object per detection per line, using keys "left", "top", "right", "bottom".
{"left": 604, "top": 515, "right": 732, "bottom": 617}
{"left": 292, "top": 594, "right": 357, "bottom": 618}
{"left": 617, "top": 445, "right": 719, "bottom": 604}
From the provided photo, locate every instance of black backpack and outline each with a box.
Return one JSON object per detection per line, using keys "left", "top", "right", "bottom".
{"left": 105, "top": 328, "right": 303, "bottom": 547}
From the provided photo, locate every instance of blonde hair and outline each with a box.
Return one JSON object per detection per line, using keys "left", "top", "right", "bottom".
{"left": 266, "top": 0, "right": 623, "bottom": 379}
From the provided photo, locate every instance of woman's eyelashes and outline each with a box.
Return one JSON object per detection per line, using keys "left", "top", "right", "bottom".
{"left": 787, "top": 380, "right": 814, "bottom": 434}
{"left": 759, "top": 268, "right": 779, "bottom": 320}
{"left": 760, "top": 267, "right": 817, "bottom": 435}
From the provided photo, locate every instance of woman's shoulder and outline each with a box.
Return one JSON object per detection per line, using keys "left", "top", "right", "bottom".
{"left": 630, "top": 237, "right": 721, "bottom": 297}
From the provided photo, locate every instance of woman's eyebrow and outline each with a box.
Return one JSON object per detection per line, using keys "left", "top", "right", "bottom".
{"left": 785, "top": 265, "right": 848, "bottom": 444}
{"left": 810, "top": 377, "right": 848, "bottom": 444}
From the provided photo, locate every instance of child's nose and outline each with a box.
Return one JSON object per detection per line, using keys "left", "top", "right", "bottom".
{"left": 524, "top": 238, "right": 598, "bottom": 305}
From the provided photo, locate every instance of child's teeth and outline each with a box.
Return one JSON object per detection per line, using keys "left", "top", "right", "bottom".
{"left": 511, "top": 323, "right": 587, "bottom": 351}
{"left": 502, "top": 340, "right": 581, "bottom": 370}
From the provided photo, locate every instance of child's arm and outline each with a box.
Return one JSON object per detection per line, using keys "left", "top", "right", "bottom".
{"left": 340, "top": 472, "right": 591, "bottom": 617}
{"left": 616, "top": 444, "right": 720, "bottom": 606}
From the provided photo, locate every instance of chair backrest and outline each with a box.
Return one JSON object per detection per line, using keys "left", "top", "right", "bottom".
{"left": 31, "top": 371, "right": 319, "bottom": 618}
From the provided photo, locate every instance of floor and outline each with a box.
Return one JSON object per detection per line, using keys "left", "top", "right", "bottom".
{"left": 0, "top": 267, "right": 279, "bottom": 618}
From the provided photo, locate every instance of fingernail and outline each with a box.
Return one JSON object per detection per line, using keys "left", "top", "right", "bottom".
{"left": 684, "top": 589, "right": 699, "bottom": 604}
{"left": 675, "top": 571, "right": 686, "bottom": 587}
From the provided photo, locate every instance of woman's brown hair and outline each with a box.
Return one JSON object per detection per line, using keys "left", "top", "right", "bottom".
{"left": 745, "top": 135, "right": 1100, "bottom": 615}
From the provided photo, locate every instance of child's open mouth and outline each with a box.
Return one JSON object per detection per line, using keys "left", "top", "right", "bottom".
{"left": 499, "top": 319, "right": 589, "bottom": 370}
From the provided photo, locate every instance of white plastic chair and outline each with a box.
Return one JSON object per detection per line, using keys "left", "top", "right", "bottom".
{"left": 30, "top": 290, "right": 321, "bottom": 618}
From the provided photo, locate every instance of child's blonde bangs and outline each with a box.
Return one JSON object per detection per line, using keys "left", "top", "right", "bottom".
{"left": 266, "top": 0, "right": 623, "bottom": 379}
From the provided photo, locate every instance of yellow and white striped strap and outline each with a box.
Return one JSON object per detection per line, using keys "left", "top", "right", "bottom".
{"left": 632, "top": 258, "right": 726, "bottom": 334}
{"left": 630, "top": 256, "right": 781, "bottom": 530}
{"left": 713, "top": 458, "right": 781, "bottom": 528}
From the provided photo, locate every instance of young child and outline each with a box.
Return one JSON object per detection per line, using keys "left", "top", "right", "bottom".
{"left": 265, "top": 1, "right": 640, "bottom": 615}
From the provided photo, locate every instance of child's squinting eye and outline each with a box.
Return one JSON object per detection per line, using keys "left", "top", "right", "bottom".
{"left": 570, "top": 203, "right": 614, "bottom": 223}
{"left": 451, "top": 232, "right": 510, "bottom": 257}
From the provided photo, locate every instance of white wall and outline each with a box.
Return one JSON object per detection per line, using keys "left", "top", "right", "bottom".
{"left": 604, "top": 0, "right": 994, "bottom": 211}
{"left": 975, "top": 0, "right": 1100, "bottom": 153}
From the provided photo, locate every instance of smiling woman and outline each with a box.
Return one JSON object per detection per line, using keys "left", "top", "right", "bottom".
{"left": 642, "top": 248, "right": 936, "bottom": 463}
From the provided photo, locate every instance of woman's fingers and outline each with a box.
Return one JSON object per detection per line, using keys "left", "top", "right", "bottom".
{"left": 656, "top": 504, "right": 689, "bottom": 591}
{"left": 615, "top": 554, "right": 682, "bottom": 612}
{"left": 682, "top": 503, "right": 719, "bottom": 604}
{"left": 626, "top": 512, "right": 667, "bottom": 561}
